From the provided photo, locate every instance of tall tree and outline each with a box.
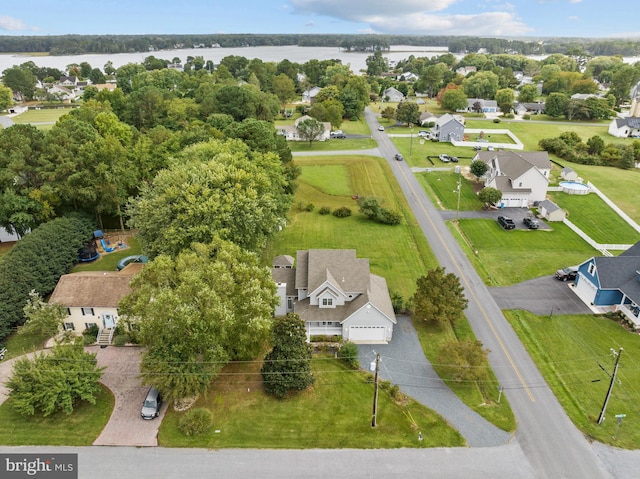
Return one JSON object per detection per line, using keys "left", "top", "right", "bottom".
{"left": 478, "top": 187, "right": 503, "bottom": 208}
{"left": 19, "top": 290, "right": 66, "bottom": 339}
{"left": 412, "top": 267, "right": 468, "bottom": 328}
{"left": 395, "top": 102, "right": 421, "bottom": 125}
{"left": 261, "top": 313, "right": 314, "bottom": 399}
{"left": 517, "top": 84, "right": 538, "bottom": 103}
{"left": 462, "top": 71, "right": 499, "bottom": 99}
{"left": 437, "top": 340, "right": 489, "bottom": 383}
{"left": 495, "top": 88, "right": 515, "bottom": 114}
{"left": 296, "top": 117, "right": 326, "bottom": 146}
{"left": 120, "top": 239, "right": 278, "bottom": 400}
{"left": 272, "top": 73, "right": 297, "bottom": 108}
{"left": 2, "top": 66, "right": 37, "bottom": 100}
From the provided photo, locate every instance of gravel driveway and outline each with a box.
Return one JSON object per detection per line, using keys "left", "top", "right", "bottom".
{"left": 91, "top": 345, "right": 167, "bottom": 447}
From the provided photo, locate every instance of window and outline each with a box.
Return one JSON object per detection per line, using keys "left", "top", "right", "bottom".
{"left": 81, "top": 307, "right": 94, "bottom": 316}
{"left": 64, "top": 322, "right": 75, "bottom": 331}
{"left": 85, "top": 322, "right": 97, "bottom": 330}
{"left": 287, "top": 298, "right": 293, "bottom": 310}
{"left": 588, "top": 263, "right": 595, "bottom": 275}
{"left": 66, "top": 308, "right": 71, "bottom": 316}
{"left": 322, "top": 298, "right": 333, "bottom": 306}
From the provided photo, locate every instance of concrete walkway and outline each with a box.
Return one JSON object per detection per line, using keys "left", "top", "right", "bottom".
{"left": 358, "top": 317, "right": 512, "bottom": 447}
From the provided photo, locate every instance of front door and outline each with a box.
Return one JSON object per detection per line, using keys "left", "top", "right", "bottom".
{"left": 103, "top": 313, "right": 115, "bottom": 329}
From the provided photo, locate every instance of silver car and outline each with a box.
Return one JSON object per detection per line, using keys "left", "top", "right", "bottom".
{"left": 141, "top": 387, "right": 162, "bottom": 419}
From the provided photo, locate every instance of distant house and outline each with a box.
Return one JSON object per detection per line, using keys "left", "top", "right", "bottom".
{"left": 47, "top": 85, "right": 76, "bottom": 102}
{"left": 573, "top": 242, "right": 640, "bottom": 327}
{"left": 398, "top": 72, "right": 419, "bottom": 82}
{"left": 302, "top": 86, "right": 321, "bottom": 104}
{"left": 59, "top": 76, "right": 78, "bottom": 87}
{"left": 538, "top": 199, "right": 566, "bottom": 222}
{"left": 516, "top": 102, "right": 546, "bottom": 115}
{"left": 271, "top": 249, "right": 396, "bottom": 343}
{"left": 455, "top": 66, "right": 477, "bottom": 76}
{"left": 48, "top": 265, "right": 143, "bottom": 342}
{"left": 608, "top": 117, "right": 640, "bottom": 138}
{"left": 419, "top": 111, "right": 436, "bottom": 125}
{"left": 431, "top": 113, "right": 465, "bottom": 142}
{"left": 560, "top": 167, "right": 579, "bottom": 181}
{"left": 474, "top": 150, "right": 551, "bottom": 207}
{"left": 463, "top": 99, "right": 498, "bottom": 113}
{"left": 276, "top": 115, "right": 331, "bottom": 142}
{"left": 383, "top": 87, "right": 405, "bottom": 103}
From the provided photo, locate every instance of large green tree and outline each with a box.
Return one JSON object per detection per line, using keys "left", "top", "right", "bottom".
{"left": 19, "top": 290, "right": 66, "bottom": 339}
{"left": 412, "top": 267, "right": 468, "bottom": 328}
{"left": 2, "top": 66, "right": 37, "bottom": 100}
{"left": 478, "top": 187, "right": 503, "bottom": 208}
{"left": 272, "top": 73, "right": 297, "bottom": 107}
{"left": 127, "top": 139, "right": 292, "bottom": 257}
{"left": 395, "top": 102, "right": 421, "bottom": 125}
{"left": 261, "top": 313, "right": 314, "bottom": 399}
{"left": 437, "top": 339, "right": 489, "bottom": 383}
{"left": 440, "top": 87, "right": 468, "bottom": 112}
{"left": 120, "top": 239, "right": 278, "bottom": 400}
{"left": 296, "top": 117, "right": 326, "bottom": 146}
{"left": 462, "top": 71, "right": 499, "bottom": 99}
{"left": 6, "top": 341, "right": 104, "bottom": 417}
{"left": 495, "top": 88, "right": 515, "bottom": 114}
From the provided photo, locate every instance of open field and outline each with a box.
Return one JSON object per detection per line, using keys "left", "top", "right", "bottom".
{"left": 263, "top": 155, "right": 437, "bottom": 297}
{"left": 506, "top": 310, "right": 640, "bottom": 449}
{"left": 417, "top": 170, "right": 483, "bottom": 211}
{"left": 0, "top": 384, "right": 114, "bottom": 446}
{"left": 159, "top": 354, "right": 465, "bottom": 448}
{"left": 548, "top": 191, "right": 640, "bottom": 245}
{"left": 449, "top": 219, "right": 596, "bottom": 286}
{"left": 11, "top": 108, "right": 74, "bottom": 124}
{"left": 288, "top": 137, "right": 377, "bottom": 152}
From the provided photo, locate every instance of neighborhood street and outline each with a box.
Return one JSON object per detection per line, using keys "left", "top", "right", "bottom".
{"left": 363, "top": 107, "right": 613, "bottom": 478}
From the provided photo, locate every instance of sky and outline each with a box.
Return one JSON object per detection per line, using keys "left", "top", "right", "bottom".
{"left": 1, "top": 0, "right": 638, "bottom": 39}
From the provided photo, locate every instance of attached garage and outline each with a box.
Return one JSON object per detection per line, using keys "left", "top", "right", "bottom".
{"left": 347, "top": 326, "right": 387, "bottom": 342}
{"left": 574, "top": 273, "right": 597, "bottom": 305}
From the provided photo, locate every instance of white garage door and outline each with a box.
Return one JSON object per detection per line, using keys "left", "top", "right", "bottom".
{"left": 349, "top": 326, "right": 386, "bottom": 342}
{"left": 574, "top": 273, "right": 597, "bottom": 305}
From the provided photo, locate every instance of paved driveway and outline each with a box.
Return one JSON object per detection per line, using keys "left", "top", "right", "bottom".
{"left": 439, "top": 207, "right": 551, "bottom": 230}
{"left": 91, "top": 345, "right": 167, "bottom": 447}
{"left": 489, "top": 276, "right": 593, "bottom": 315}
{"left": 357, "top": 316, "right": 512, "bottom": 448}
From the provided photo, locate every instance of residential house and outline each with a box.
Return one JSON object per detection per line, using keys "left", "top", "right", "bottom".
{"left": 59, "top": 76, "right": 78, "bottom": 87}
{"left": 463, "top": 99, "right": 498, "bottom": 113}
{"left": 276, "top": 115, "right": 331, "bottom": 142}
{"left": 398, "top": 72, "right": 419, "bottom": 82}
{"left": 47, "top": 85, "right": 76, "bottom": 102}
{"left": 302, "top": 86, "right": 321, "bottom": 104}
{"left": 271, "top": 249, "right": 396, "bottom": 343}
{"left": 419, "top": 111, "right": 435, "bottom": 126}
{"left": 538, "top": 199, "right": 566, "bottom": 222}
{"left": 431, "top": 113, "right": 465, "bottom": 142}
{"left": 473, "top": 150, "right": 551, "bottom": 207}
{"left": 48, "top": 264, "right": 143, "bottom": 341}
{"left": 455, "top": 66, "right": 477, "bottom": 77}
{"left": 515, "top": 102, "right": 546, "bottom": 115}
{"left": 608, "top": 100, "right": 640, "bottom": 138}
{"left": 383, "top": 87, "right": 405, "bottom": 103}
{"left": 573, "top": 242, "right": 640, "bottom": 327}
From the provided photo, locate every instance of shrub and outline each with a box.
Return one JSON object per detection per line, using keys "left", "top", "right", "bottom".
{"left": 332, "top": 207, "right": 352, "bottom": 218}
{"left": 339, "top": 341, "right": 360, "bottom": 369}
{"left": 492, "top": 118, "right": 501, "bottom": 123}
{"left": 310, "top": 335, "right": 341, "bottom": 342}
{"left": 523, "top": 114, "right": 531, "bottom": 120}
{"left": 318, "top": 206, "right": 331, "bottom": 215}
{"left": 376, "top": 207, "right": 402, "bottom": 225}
{"left": 305, "top": 203, "right": 315, "bottom": 212}
{"left": 82, "top": 324, "right": 99, "bottom": 345}
{"left": 178, "top": 407, "right": 213, "bottom": 436}
{"left": 113, "top": 334, "right": 129, "bottom": 347}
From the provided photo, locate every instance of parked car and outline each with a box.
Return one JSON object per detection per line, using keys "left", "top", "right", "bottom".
{"left": 497, "top": 215, "right": 516, "bottom": 230}
{"left": 418, "top": 130, "right": 430, "bottom": 138}
{"left": 450, "top": 156, "right": 459, "bottom": 163}
{"left": 141, "top": 387, "right": 162, "bottom": 420}
{"left": 438, "top": 154, "right": 450, "bottom": 162}
{"left": 378, "top": 125, "right": 385, "bottom": 131}
{"left": 395, "top": 153, "right": 404, "bottom": 161}
{"left": 330, "top": 130, "right": 346, "bottom": 139}
{"left": 472, "top": 145, "right": 482, "bottom": 151}
{"left": 523, "top": 217, "right": 540, "bottom": 229}
{"left": 555, "top": 266, "right": 578, "bottom": 281}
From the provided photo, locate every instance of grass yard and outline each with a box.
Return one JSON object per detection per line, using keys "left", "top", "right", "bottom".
{"left": 288, "top": 137, "right": 377, "bottom": 152}
{"left": 506, "top": 311, "right": 640, "bottom": 449}
{"left": 263, "top": 155, "right": 438, "bottom": 298}
{"left": 390, "top": 137, "right": 479, "bottom": 169}
{"left": 159, "top": 355, "right": 465, "bottom": 448}
{"left": 11, "top": 108, "right": 74, "bottom": 124}
{"left": 72, "top": 235, "right": 142, "bottom": 272}
{"left": 0, "top": 384, "right": 114, "bottom": 446}
{"left": 548, "top": 192, "right": 640, "bottom": 245}
{"left": 411, "top": 318, "right": 516, "bottom": 432}
{"left": 2, "top": 332, "right": 50, "bottom": 360}
{"left": 449, "top": 219, "right": 596, "bottom": 285}
{"left": 417, "top": 171, "right": 483, "bottom": 211}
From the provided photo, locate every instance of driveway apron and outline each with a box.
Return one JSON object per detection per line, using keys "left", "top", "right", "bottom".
{"left": 358, "top": 317, "right": 512, "bottom": 447}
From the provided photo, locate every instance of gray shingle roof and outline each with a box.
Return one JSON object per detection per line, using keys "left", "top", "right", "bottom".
{"left": 594, "top": 254, "right": 640, "bottom": 304}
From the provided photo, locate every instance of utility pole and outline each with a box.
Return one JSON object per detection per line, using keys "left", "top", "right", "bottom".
{"left": 597, "top": 348, "right": 623, "bottom": 425}
{"left": 371, "top": 352, "right": 380, "bottom": 427}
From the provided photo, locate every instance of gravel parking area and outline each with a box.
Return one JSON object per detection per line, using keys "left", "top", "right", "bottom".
{"left": 91, "top": 345, "right": 167, "bottom": 447}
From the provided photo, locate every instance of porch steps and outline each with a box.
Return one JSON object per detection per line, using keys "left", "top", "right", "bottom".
{"left": 97, "top": 328, "right": 115, "bottom": 346}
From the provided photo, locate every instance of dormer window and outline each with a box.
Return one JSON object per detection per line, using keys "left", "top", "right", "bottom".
{"left": 322, "top": 298, "right": 333, "bottom": 306}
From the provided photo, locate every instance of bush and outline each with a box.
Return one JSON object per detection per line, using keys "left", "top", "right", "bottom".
{"left": 305, "top": 203, "right": 315, "bottom": 212}
{"left": 318, "top": 206, "right": 331, "bottom": 215}
{"left": 523, "top": 114, "right": 531, "bottom": 120}
{"left": 178, "top": 407, "right": 213, "bottom": 436}
{"left": 339, "top": 341, "right": 360, "bottom": 369}
{"left": 503, "top": 113, "right": 514, "bottom": 119}
{"left": 332, "top": 207, "right": 352, "bottom": 218}
{"left": 376, "top": 207, "right": 401, "bottom": 225}
{"left": 113, "top": 334, "right": 129, "bottom": 347}
{"left": 492, "top": 118, "right": 501, "bottom": 123}
{"left": 310, "top": 334, "right": 341, "bottom": 342}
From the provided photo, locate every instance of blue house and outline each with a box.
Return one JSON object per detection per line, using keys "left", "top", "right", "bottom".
{"left": 573, "top": 242, "right": 640, "bottom": 327}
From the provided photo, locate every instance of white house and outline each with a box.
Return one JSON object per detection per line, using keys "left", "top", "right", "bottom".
{"left": 276, "top": 115, "right": 331, "bottom": 142}
{"left": 463, "top": 99, "right": 498, "bottom": 113}
{"left": 271, "top": 249, "right": 396, "bottom": 343}
{"left": 382, "top": 87, "right": 405, "bottom": 102}
{"left": 474, "top": 150, "right": 551, "bottom": 207}
{"left": 302, "top": 86, "right": 321, "bottom": 104}
{"left": 48, "top": 264, "right": 143, "bottom": 343}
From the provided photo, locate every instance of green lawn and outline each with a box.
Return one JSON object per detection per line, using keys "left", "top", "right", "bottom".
{"left": 0, "top": 384, "right": 114, "bottom": 446}
{"left": 72, "top": 235, "right": 142, "bottom": 272}
{"left": 417, "top": 171, "right": 483, "bottom": 211}
{"left": 548, "top": 192, "right": 640, "bottom": 245}
{"left": 506, "top": 311, "right": 640, "bottom": 449}
{"left": 264, "top": 155, "right": 438, "bottom": 298}
{"left": 11, "top": 108, "right": 74, "bottom": 124}
{"left": 288, "top": 137, "right": 377, "bottom": 152}
{"left": 411, "top": 318, "right": 516, "bottom": 433}
{"left": 450, "top": 219, "right": 596, "bottom": 285}
{"left": 159, "top": 355, "right": 465, "bottom": 448}
{"left": 2, "top": 332, "right": 50, "bottom": 360}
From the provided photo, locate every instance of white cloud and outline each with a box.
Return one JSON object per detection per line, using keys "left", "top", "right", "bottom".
{"left": 0, "top": 15, "right": 34, "bottom": 31}
{"left": 291, "top": 0, "right": 458, "bottom": 21}
{"left": 568, "top": 16, "right": 579, "bottom": 21}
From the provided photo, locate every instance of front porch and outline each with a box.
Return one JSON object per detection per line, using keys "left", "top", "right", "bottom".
{"left": 614, "top": 303, "right": 640, "bottom": 328}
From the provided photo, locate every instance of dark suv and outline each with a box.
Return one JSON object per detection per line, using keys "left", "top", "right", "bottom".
{"left": 555, "top": 266, "right": 578, "bottom": 281}
{"left": 523, "top": 217, "right": 540, "bottom": 229}
{"left": 497, "top": 215, "right": 516, "bottom": 230}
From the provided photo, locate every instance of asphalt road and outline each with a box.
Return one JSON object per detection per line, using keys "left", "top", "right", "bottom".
{"left": 364, "top": 107, "right": 611, "bottom": 478}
